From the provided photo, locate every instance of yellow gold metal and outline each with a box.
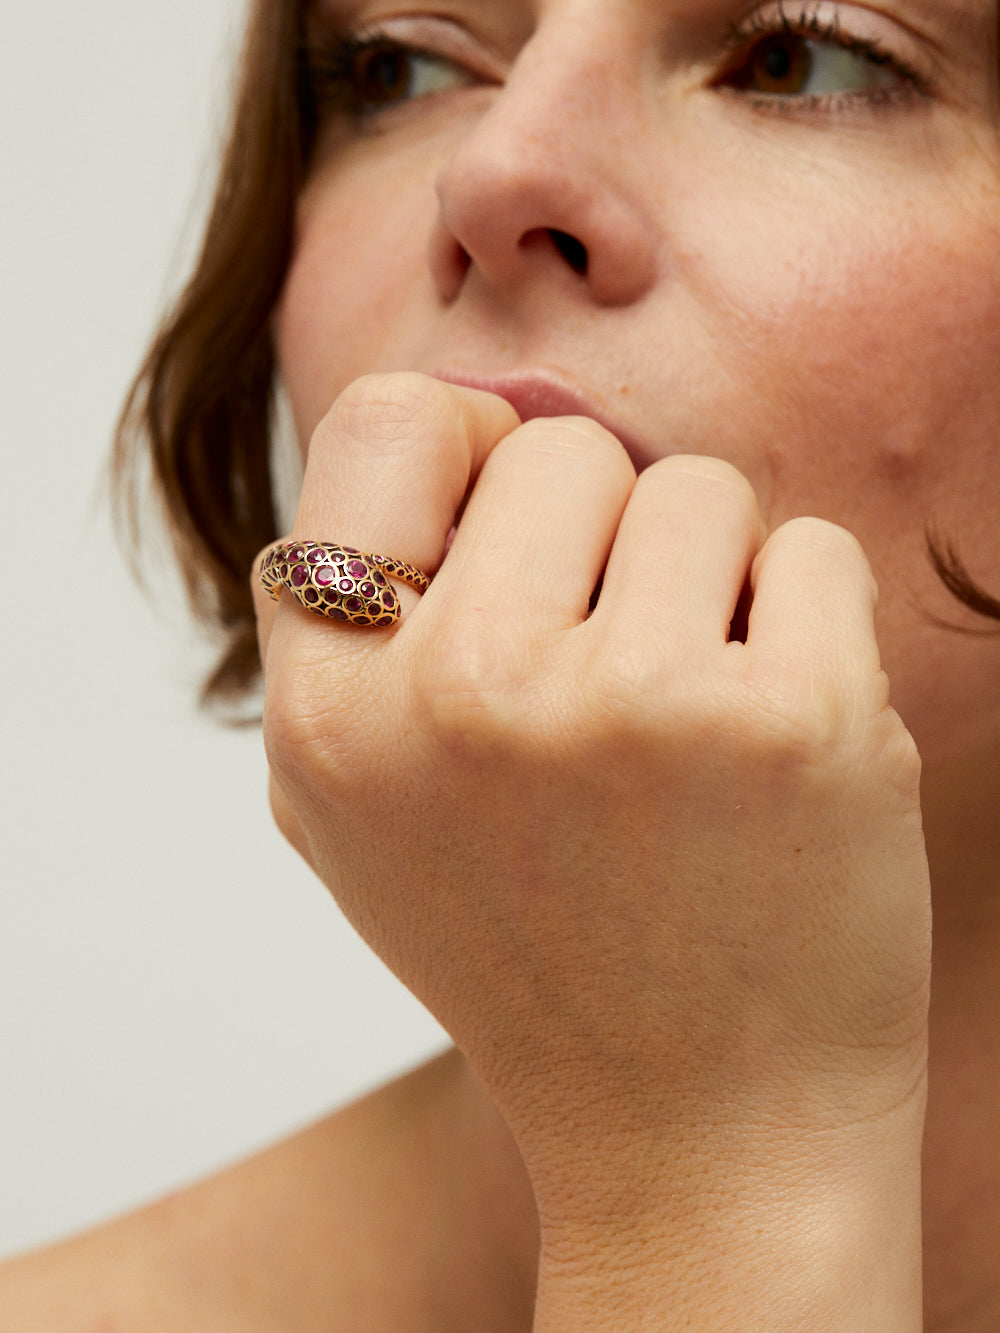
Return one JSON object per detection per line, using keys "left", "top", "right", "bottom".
{"left": 260, "top": 540, "right": 429, "bottom": 626}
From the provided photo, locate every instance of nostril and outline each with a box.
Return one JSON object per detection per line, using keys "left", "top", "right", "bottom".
{"left": 549, "top": 229, "right": 589, "bottom": 275}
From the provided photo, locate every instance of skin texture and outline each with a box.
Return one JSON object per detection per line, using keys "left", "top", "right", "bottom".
{"left": 0, "top": 1051, "right": 539, "bottom": 1333}
{"left": 265, "top": 0, "right": 999, "bottom": 1325}
{"left": 258, "top": 376, "right": 930, "bottom": 1328}
{"left": 2, "top": 0, "right": 999, "bottom": 1327}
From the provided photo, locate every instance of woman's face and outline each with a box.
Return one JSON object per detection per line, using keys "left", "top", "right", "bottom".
{"left": 275, "top": 0, "right": 1000, "bottom": 775}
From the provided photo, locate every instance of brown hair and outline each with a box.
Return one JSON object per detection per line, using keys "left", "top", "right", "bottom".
{"left": 112, "top": 0, "right": 304, "bottom": 709}
{"left": 113, "top": 0, "right": 1000, "bottom": 712}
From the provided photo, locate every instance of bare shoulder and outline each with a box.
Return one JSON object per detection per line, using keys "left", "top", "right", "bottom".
{"left": 0, "top": 1048, "right": 536, "bottom": 1333}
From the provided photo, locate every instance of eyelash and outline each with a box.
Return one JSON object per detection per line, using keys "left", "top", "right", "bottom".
{"left": 720, "top": 3, "right": 933, "bottom": 107}
{"left": 300, "top": 7, "right": 933, "bottom": 125}
{"left": 301, "top": 30, "right": 472, "bottom": 122}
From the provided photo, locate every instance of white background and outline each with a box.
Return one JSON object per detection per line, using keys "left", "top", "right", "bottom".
{"left": 0, "top": 0, "right": 446, "bottom": 1256}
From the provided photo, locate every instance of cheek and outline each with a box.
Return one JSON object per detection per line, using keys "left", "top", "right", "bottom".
{"left": 274, "top": 159, "right": 438, "bottom": 447}
{"left": 688, "top": 179, "right": 1000, "bottom": 742}
{"left": 689, "top": 172, "right": 1000, "bottom": 540}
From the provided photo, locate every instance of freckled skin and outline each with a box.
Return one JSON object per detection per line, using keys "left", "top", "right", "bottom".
{"left": 270, "top": 4, "right": 1000, "bottom": 1326}
{"left": 277, "top": 7, "right": 1000, "bottom": 781}
{"left": 4, "top": 2, "right": 1000, "bottom": 1329}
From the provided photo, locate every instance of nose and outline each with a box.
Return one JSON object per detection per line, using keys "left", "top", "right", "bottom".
{"left": 429, "top": 25, "right": 660, "bottom": 308}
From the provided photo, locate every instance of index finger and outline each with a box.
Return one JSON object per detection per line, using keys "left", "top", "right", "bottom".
{"left": 294, "top": 372, "right": 521, "bottom": 576}
{"left": 252, "top": 372, "right": 521, "bottom": 658}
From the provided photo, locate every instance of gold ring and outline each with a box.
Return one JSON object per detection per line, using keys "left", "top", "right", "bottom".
{"left": 260, "top": 541, "right": 429, "bottom": 626}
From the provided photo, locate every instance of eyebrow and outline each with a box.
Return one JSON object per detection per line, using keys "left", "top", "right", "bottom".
{"left": 308, "top": 0, "right": 998, "bottom": 62}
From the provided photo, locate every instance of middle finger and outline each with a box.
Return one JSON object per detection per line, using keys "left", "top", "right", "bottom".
{"left": 429, "top": 415, "right": 637, "bottom": 641}
{"left": 592, "top": 454, "right": 764, "bottom": 659}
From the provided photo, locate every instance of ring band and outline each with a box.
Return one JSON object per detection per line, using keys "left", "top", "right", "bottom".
{"left": 260, "top": 541, "right": 429, "bottom": 626}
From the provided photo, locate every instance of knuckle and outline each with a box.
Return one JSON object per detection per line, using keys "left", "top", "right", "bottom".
{"left": 650, "top": 453, "right": 759, "bottom": 506}
{"left": 507, "top": 414, "right": 632, "bottom": 466}
{"left": 316, "top": 371, "right": 462, "bottom": 463}
{"left": 262, "top": 685, "right": 325, "bottom": 789}
{"left": 733, "top": 671, "right": 904, "bottom": 805}
{"left": 779, "top": 513, "right": 862, "bottom": 549}
{"left": 493, "top": 415, "right": 637, "bottom": 496}
{"left": 734, "top": 659, "right": 848, "bottom": 750}
{"left": 589, "top": 640, "right": 667, "bottom": 716}
{"left": 261, "top": 652, "right": 355, "bottom": 793}
{"left": 415, "top": 612, "right": 546, "bottom": 751}
{"left": 635, "top": 455, "right": 763, "bottom": 544}
{"left": 267, "top": 776, "right": 313, "bottom": 861}
{"left": 749, "top": 691, "right": 845, "bottom": 774}
{"left": 769, "top": 516, "right": 876, "bottom": 588}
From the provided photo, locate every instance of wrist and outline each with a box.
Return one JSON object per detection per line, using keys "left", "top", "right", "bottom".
{"left": 529, "top": 1083, "right": 926, "bottom": 1332}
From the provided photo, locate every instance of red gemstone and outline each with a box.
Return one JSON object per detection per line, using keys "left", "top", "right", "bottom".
{"left": 315, "top": 566, "right": 336, "bottom": 586}
{"left": 347, "top": 559, "right": 368, "bottom": 579}
{"left": 359, "top": 581, "right": 376, "bottom": 598}
{"left": 345, "top": 596, "right": 363, "bottom": 613}
{"left": 291, "top": 565, "right": 308, "bottom": 588}
{"left": 306, "top": 548, "right": 325, "bottom": 564}
{"left": 339, "top": 579, "right": 354, "bottom": 593}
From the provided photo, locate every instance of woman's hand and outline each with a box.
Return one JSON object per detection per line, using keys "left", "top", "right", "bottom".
{"left": 253, "top": 372, "right": 930, "bottom": 1330}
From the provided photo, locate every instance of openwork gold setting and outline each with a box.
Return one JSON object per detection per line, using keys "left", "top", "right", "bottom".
{"left": 260, "top": 541, "right": 429, "bottom": 626}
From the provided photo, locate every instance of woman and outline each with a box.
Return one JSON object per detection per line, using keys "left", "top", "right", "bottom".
{"left": 2, "top": 0, "right": 998, "bottom": 1326}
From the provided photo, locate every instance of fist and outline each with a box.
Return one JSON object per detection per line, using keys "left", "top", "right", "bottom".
{"left": 253, "top": 372, "right": 930, "bottom": 1193}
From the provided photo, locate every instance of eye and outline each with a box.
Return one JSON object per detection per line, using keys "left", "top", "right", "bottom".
{"left": 306, "top": 34, "right": 477, "bottom": 119}
{"left": 353, "top": 39, "right": 474, "bottom": 108}
{"left": 717, "top": 8, "right": 928, "bottom": 107}
{"left": 729, "top": 31, "right": 900, "bottom": 96}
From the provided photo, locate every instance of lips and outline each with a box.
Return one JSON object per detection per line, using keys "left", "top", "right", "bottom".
{"left": 431, "top": 368, "right": 657, "bottom": 473}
